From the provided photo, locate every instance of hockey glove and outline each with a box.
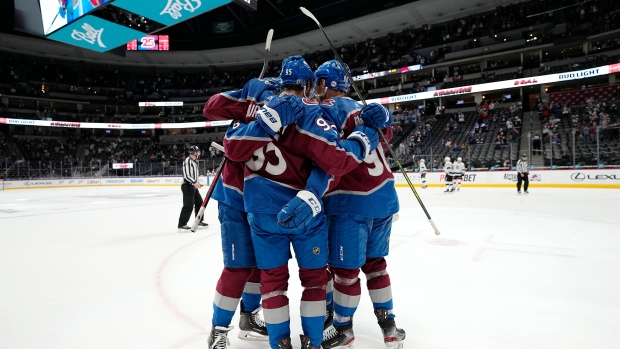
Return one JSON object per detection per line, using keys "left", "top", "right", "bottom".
{"left": 347, "top": 125, "right": 379, "bottom": 160}
{"left": 277, "top": 190, "right": 322, "bottom": 231}
{"left": 256, "top": 95, "right": 303, "bottom": 136}
{"left": 360, "top": 103, "right": 392, "bottom": 129}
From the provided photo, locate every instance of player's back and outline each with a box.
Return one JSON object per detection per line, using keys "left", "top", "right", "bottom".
{"left": 234, "top": 98, "right": 364, "bottom": 214}
{"left": 320, "top": 97, "right": 399, "bottom": 218}
{"left": 203, "top": 78, "right": 279, "bottom": 210}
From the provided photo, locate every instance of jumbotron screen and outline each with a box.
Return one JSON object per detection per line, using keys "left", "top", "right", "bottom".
{"left": 41, "top": 0, "right": 111, "bottom": 35}
{"left": 127, "top": 35, "right": 170, "bottom": 51}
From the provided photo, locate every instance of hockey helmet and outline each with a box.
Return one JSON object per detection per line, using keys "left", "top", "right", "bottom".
{"left": 419, "top": 158, "right": 425, "bottom": 163}
{"left": 445, "top": 157, "right": 450, "bottom": 162}
{"left": 280, "top": 56, "right": 315, "bottom": 89}
{"left": 457, "top": 157, "right": 462, "bottom": 162}
{"left": 189, "top": 145, "right": 200, "bottom": 154}
{"left": 314, "top": 60, "right": 351, "bottom": 93}
{"left": 522, "top": 153, "right": 527, "bottom": 158}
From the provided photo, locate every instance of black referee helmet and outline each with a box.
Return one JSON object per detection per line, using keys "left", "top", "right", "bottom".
{"left": 189, "top": 145, "right": 200, "bottom": 154}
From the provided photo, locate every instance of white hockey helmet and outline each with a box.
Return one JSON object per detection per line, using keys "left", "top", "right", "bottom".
{"left": 419, "top": 158, "right": 425, "bottom": 163}
{"left": 457, "top": 157, "right": 462, "bottom": 162}
{"left": 445, "top": 157, "right": 450, "bottom": 162}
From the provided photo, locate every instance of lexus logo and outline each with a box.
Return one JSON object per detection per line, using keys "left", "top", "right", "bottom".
{"left": 571, "top": 173, "right": 585, "bottom": 182}
{"left": 571, "top": 173, "right": 620, "bottom": 182}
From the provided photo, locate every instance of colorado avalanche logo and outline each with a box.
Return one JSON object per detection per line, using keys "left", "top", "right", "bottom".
{"left": 330, "top": 81, "right": 337, "bottom": 87}
{"left": 531, "top": 174, "right": 542, "bottom": 181}
{"left": 296, "top": 78, "right": 302, "bottom": 85}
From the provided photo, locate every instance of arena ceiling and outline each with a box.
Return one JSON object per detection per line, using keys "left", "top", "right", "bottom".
{"left": 0, "top": 0, "right": 513, "bottom": 67}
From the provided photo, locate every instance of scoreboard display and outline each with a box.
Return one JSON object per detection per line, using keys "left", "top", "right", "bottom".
{"left": 127, "top": 35, "right": 170, "bottom": 51}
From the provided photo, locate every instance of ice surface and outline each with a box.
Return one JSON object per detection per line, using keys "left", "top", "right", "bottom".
{"left": 1, "top": 186, "right": 619, "bottom": 349}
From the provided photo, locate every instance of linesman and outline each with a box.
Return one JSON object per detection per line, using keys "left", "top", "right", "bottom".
{"left": 516, "top": 153, "right": 529, "bottom": 194}
{"left": 178, "top": 145, "right": 208, "bottom": 231}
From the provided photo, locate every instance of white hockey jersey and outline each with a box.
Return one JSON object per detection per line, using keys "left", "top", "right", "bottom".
{"left": 419, "top": 161, "right": 427, "bottom": 173}
{"left": 443, "top": 161, "right": 453, "bottom": 177}
{"left": 452, "top": 162, "right": 466, "bottom": 176}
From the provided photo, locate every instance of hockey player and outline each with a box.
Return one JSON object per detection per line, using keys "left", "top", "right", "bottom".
{"left": 443, "top": 157, "right": 453, "bottom": 193}
{"left": 202, "top": 77, "right": 283, "bottom": 347}
{"left": 224, "top": 56, "right": 379, "bottom": 349}
{"left": 278, "top": 59, "right": 405, "bottom": 349}
{"left": 419, "top": 158, "right": 428, "bottom": 188}
{"left": 452, "top": 157, "right": 466, "bottom": 191}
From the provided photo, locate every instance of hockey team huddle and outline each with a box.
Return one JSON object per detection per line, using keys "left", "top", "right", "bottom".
{"left": 201, "top": 55, "right": 405, "bottom": 349}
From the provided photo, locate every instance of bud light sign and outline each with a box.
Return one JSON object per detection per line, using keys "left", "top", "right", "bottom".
{"left": 112, "top": 0, "right": 232, "bottom": 26}
{"left": 48, "top": 15, "right": 145, "bottom": 52}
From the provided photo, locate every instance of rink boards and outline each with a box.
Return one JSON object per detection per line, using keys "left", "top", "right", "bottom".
{"left": 2, "top": 169, "right": 619, "bottom": 190}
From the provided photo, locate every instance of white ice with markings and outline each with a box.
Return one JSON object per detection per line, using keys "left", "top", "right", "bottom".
{"left": 1, "top": 186, "right": 619, "bottom": 349}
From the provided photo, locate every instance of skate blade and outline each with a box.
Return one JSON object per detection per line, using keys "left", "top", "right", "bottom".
{"left": 238, "top": 330, "right": 269, "bottom": 341}
{"left": 385, "top": 341, "right": 403, "bottom": 349}
{"left": 333, "top": 338, "right": 355, "bottom": 349}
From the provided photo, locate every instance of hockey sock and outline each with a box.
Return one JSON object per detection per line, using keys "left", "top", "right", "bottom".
{"left": 331, "top": 267, "right": 361, "bottom": 327}
{"left": 326, "top": 268, "right": 334, "bottom": 311}
{"left": 261, "top": 265, "right": 291, "bottom": 349}
{"left": 240, "top": 267, "right": 262, "bottom": 312}
{"left": 299, "top": 267, "right": 328, "bottom": 348}
{"left": 213, "top": 267, "right": 254, "bottom": 327}
{"left": 362, "top": 258, "right": 394, "bottom": 319}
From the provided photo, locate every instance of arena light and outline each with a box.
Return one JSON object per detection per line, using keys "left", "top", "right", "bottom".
{"left": 138, "top": 101, "right": 183, "bottom": 107}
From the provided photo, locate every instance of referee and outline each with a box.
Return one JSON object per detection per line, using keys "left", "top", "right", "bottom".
{"left": 178, "top": 146, "right": 208, "bottom": 231}
{"left": 516, "top": 153, "right": 529, "bottom": 194}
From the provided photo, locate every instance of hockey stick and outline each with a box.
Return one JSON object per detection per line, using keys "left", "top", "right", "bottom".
{"left": 300, "top": 7, "right": 440, "bottom": 235}
{"left": 47, "top": 12, "right": 61, "bottom": 34}
{"left": 259, "top": 29, "right": 274, "bottom": 79}
{"left": 190, "top": 142, "right": 225, "bottom": 232}
{"left": 390, "top": 161, "right": 414, "bottom": 172}
{"left": 190, "top": 30, "right": 275, "bottom": 232}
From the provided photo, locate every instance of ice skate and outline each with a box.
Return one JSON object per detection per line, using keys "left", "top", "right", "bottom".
{"left": 301, "top": 334, "right": 323, "bottom": 349}
{"left": 524, "top": 190, "right": 529, "bottom": 194}
{"left": 324, "top": 307, "right": 334, "bottom": 330}
{"left": 238, "top": 306, "right": 268, "bottom": 341}
{"left": 322, "top": 322, "right": 354, "bottom": 348}
{"left": 374, "top": 308, "right": 405, "bottom": 349}
{"left": 208, "top": 326, "right": 233, "bottom": 349}
{"left": 177, "top": 225, "right": 191, "bottom": 233}
{"left": 277, "top": 337, "right": 293, "bottom": 349}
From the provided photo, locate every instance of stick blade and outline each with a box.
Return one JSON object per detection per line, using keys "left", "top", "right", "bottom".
{"left": 429, "top": 218, "right": 441, "bottom": 235}
{"left": 190, "top": 207, "right": 206, "bottom": 232}
{"left": 210, "top": 142, "right": 224, "bottom": 152}
{"left": 299, "top": 7, "right": 320, "bottom": 26}
{"left": 265, "top": 29, "right": 274, "bottom": 51}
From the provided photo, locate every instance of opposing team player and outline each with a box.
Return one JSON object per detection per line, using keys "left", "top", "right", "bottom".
{"left": 419, "top": 158, "right": 428, "bottom": 189}
{"left": 452, "top": 157, "right": 466, "bottom": 191}
{"left": 224, "top": 56, "right": 379, "bottom": 349}
{"left": 202, "top": 77, "right": 282, "bottom": 348}
{"left": 278, "top": 60, "right": 405, "bottom": 349}
{"left": 443, "top": 156, "right": 453, "bottom": 193}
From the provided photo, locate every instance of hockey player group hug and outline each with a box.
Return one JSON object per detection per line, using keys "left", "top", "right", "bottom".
{"left": 202, "top": 56, "right": 405, "bottom": 349}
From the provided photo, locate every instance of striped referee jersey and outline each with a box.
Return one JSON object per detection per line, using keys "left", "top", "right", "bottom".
{"left": 182, "top": 156, "right": 199, "bottom": 184}
{"left": 516, "top": 159, "right": 528, "bottom": 174}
